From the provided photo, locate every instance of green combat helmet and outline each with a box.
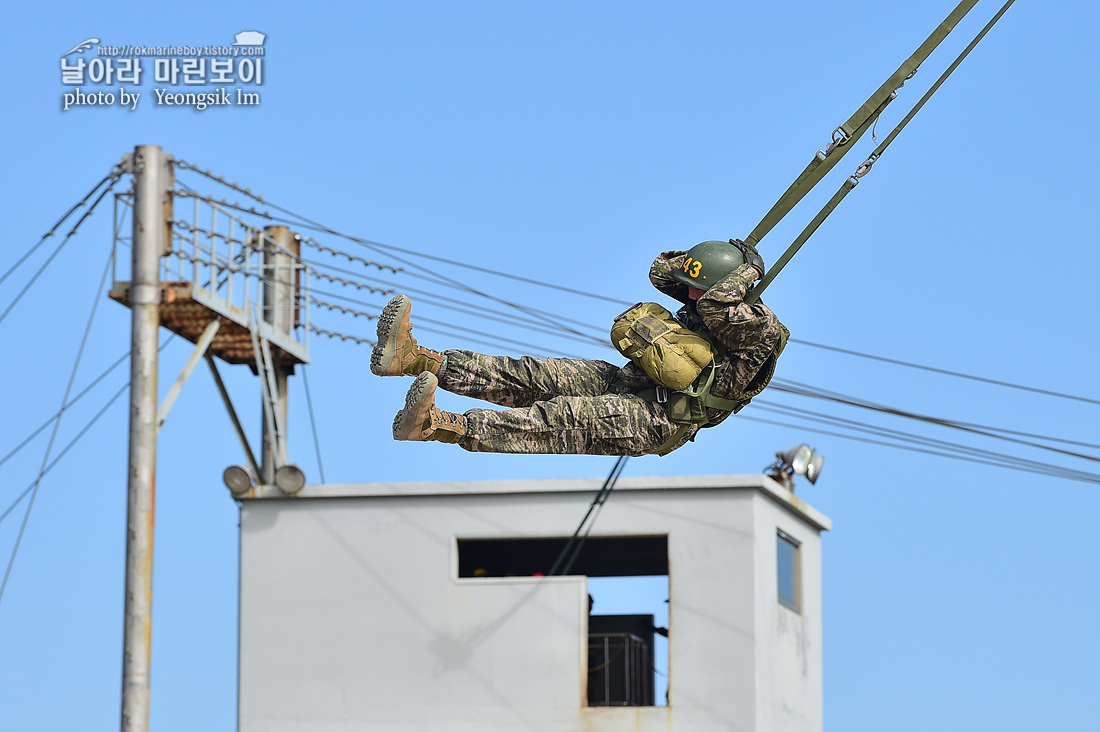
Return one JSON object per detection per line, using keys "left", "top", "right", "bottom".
{"left": 672, "top": 240, "right": 746, "bottom": 290}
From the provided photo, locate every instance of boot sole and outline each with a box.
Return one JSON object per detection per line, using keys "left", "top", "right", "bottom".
{"left": 370, "top": 294, "right": 411, "bottom": 376}
{"left": 392, "top": 372, "right": 438, "bottom": 441}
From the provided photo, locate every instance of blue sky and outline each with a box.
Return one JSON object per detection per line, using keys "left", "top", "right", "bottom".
{"left": 1, "top": 1, "right": 1097, "bottom": 730}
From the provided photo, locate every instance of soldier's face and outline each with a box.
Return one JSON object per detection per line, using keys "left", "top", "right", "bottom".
{"left": 688, "top": 286, "right": 706, "bottom": 300}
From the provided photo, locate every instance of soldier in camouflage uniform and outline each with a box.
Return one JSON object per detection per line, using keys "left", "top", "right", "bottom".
{"left": 370, "top": 239, "right": 787, "bottom": 456}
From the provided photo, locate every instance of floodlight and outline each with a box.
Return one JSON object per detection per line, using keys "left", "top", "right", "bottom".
{"left": 274, "top": 464, "right": 306, "bottom": 495}
{"left": 767, "top": 444, "right": 825, "bottom": 491}
{"left": 806, "top": 454, "right": 824, "bottom": 484}
{"left": 777, "top": 444, "right": 813, "bottom": 475}
{"left": 223, "top": 465, "right": 252, "bottom": 495}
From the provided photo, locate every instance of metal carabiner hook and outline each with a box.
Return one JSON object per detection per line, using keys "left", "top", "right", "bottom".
{"left": 853, "top": 152, "right": 880, "bottom": 179}
{"left": 825, "top": 126, "right": 852, "bottom": 154}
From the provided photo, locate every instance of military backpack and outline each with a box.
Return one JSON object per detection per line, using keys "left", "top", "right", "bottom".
{"left": 610, "top": 302, "right": 716, "bottom": 391}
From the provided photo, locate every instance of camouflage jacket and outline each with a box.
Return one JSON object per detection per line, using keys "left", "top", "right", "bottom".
{"left": 646, "top": 250, "right": 787, "bottom": 426}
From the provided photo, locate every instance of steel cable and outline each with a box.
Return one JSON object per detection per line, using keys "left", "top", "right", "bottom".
{"left": 0, "top": 244, "right": 115, "bottom": 605}
{"left": 0, "top": 171, "right": 122, "bottom": 328}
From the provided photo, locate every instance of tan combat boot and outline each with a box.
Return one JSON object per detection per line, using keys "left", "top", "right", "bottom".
{"left": 392, "top": 372, "right": 467, "bottom": 444}
{"left": 370, "top": 294, "right": 446, "bottom": 377}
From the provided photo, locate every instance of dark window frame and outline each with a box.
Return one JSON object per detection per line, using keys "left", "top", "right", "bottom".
{"left": 777, "top": 529, "right": 802, "bottom": 613}
{"left": 456, "top": 535, "right": 669, "bottom": 707}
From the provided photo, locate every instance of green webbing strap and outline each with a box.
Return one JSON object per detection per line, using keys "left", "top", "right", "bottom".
{"left": 747, "top": 178, "right": 857, "bottom": 304}
{"left": 746, "top": 0, "right": 1015, "bottom": 305}
{"left": 700, "top": 393, "right": 744, "bottom": 413}
{"left": 745, "top": 0, "right": 979, "bottom": 248}
{"left": 857, "top": 0, "right": 1017, "bottom": 178}
{"left": 837, "top": 0, "right": 979, "bottom": 139}
{"left": 744, "top": 97, "right": 890, "bottom": 248}
{"left": 653, "top": 423, "right": 693, "bottom": 457}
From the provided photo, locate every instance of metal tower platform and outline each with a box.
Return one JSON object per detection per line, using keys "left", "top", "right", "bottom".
{"left": 108, "top": 279, "right": 307, "bottom": 366}
{"left": 109, "top": 179, "right": 311, "bottom": 367}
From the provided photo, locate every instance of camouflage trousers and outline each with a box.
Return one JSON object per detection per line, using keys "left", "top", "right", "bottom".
{"left": 437, "top": 350, "right": 699, "bottom": 456}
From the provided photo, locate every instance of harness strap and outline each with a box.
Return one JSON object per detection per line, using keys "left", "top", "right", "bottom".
{"left": 748, "top": 0, "right": 1015, "bottom": 305}
{"left": 636, "top": 386, "right": 746, "bottom": 416}
{"left": 652, "top": 423, "right": 693, "bottom": 457}
{"left": 747, "top": 177, "right": 858, "bottom": 304}
{"left": 744, "top": 0, "right": 979, "bottom": 249}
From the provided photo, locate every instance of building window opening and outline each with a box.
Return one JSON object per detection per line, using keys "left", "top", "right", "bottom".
{"left": 777, "top": 529, "right": 802, "bottom": 613}
{"left": 588, "top": 575, "right": 668, "bottom": 707}
{"left": 458, "top": 536, "right": 669, "bottom": 708}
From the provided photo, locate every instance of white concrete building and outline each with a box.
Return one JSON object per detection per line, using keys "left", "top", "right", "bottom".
{"left": 238, "top": 474, "right": 831, "bottom": 731}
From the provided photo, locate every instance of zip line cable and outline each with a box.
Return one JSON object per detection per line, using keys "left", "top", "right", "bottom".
{"left": 755, "top": 397, "right": 1100, "bottom": 454}
{"left": 789, "top": 338, "right": 1098, "bottom": 407}
{"left": 770, "top": 376, "right": 1097, "bottom": 457}
{"left": 185, "top": 230, "right": 611, "bottom": 350}
{"left": 309, "top": 325, "right": 373, "bottom": 345}
{"left": 738, "top": 414, "right": 1099, "bottom": 485}
{"left": 768, "top": 384, "right": 1100, "bottom": 463}
{"left": 410, "top": 323, "right": 586, "bottom": 359}
{"left": 0, "top": 170, "right": 122, "bottom": 328}
{"left": 0, "top": 170, "right": 117, "bottom": 289}
{"left": 752, "top": 401, "right": 1098, "bottom": 477}
{"left": 548, "top": 456, "right": 629, "bottom": 577}
{"left": 0, "top": 245, "right": 114, "bottom": 606}
{"left": 301, "top": 237, "right": 400, "bottom": 273}
{"left": 309, "top": 291, "right": 589, "bottom": 356}
{"left": 937, "top": 421, "right": 1100, "bottom": 451}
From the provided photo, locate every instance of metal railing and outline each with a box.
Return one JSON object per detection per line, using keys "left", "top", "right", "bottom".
{"left": 112, "top": 190, "right": 311, "bottom": 363}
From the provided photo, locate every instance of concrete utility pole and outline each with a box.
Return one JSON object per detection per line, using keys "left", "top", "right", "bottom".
{"left": 260, "top": 225, "right": 297, "bottom": 484}
{"left": 120, "top": 144, "right": 170, "bottom": 732}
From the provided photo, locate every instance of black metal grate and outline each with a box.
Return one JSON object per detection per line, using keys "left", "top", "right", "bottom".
{"left": 587, "top": 632, "right": 653, "bottom": 707}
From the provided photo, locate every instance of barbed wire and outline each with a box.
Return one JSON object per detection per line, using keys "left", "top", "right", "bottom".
{"left": 302, "top": 254, "right": 610, "bottom": 341}
{"left": 174, "top": 159, "right": 268, "bottom": 203}
{"left": 311, "top": 270, "right": 395, "bottom": 296}
{"left": 309, "top": 324, "right": 374, "bottom": 345}
{"left": 173, "top": 184, "right": 273, "bottom": 220}
{"left": 310, "top": 297, "right": 377, "bottom": 320}
{"left": 309, "top": 284, "right": 612, "bottom": 350}
{"left": 301, "top": 237, "right": 401, "bottom": 273}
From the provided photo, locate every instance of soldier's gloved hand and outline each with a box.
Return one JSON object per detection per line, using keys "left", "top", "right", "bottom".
{"left": 729, "top": 239, "right": 765, "bottom": 279}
